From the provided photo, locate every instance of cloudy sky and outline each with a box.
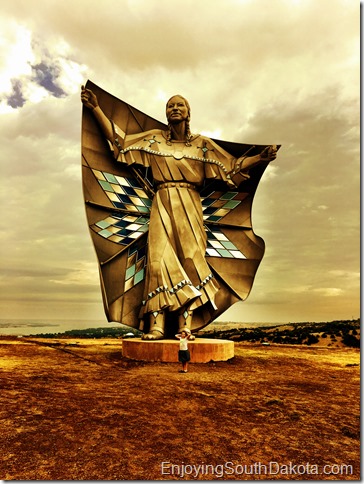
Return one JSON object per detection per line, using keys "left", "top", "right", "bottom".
{"left": 0, "top": 0, "right": 359, "bottom": 328}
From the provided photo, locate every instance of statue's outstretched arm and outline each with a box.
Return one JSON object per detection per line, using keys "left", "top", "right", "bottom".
{"left": 81, "top": 85, "right": 113, "bottom": 142}
{"left": 226, "top": 145, "right": 277, "bottom": 187}
{"left": 237, "top": 145, "right": 277, "bottom": 172}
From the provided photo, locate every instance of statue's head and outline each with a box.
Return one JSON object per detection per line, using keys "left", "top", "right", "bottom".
{"left": 165, "top": 95, "right": 192, "bottom": 146}
{"left": 166, "top": 95, "right": 191, "bottom": 124}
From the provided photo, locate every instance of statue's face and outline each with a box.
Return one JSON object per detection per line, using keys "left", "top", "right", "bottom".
{"left": 166, "top": 96, "right": 189, "bottom": 124}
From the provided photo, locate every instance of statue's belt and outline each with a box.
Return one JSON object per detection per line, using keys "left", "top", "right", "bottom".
{"left": 156, "top": 182, "right": 198, "bottom": 191}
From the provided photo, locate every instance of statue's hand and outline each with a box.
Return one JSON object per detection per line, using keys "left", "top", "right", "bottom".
{"left": 260, "top": 145, "right": 277, "bottom": 162}
{"left": 81, "top": 85, "right": 98, "bottom": 110}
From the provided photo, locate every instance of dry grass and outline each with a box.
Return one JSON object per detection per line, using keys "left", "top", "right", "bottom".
{"left": 0, "top": 337, "right": 360, "bottom": 480}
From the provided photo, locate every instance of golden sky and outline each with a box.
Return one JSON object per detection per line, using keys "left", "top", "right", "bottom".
{"left": 0, "top": 0, "right": 359, "bottom": 326}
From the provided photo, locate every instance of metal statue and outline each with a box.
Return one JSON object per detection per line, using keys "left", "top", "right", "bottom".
{"left": 81, "top": 81, "right": 278, "bottom": 340}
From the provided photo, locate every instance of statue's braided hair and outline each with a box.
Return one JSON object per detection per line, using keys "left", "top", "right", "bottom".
{"left": 166, "top": 95, "right": 193, "bottom": 147}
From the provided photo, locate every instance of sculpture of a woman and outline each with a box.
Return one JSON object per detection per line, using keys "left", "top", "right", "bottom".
{"left": 81, "top": 82, "right": 278, "bottom": 339}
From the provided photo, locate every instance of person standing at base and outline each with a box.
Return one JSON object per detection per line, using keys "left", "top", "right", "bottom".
{"left": 176, "top": 329, "right": 193, "bottom": 373}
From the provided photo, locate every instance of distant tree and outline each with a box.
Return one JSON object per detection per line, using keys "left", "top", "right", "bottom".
{"left": 305, "top": 334, "right": 319, "bottom": 345}
{"left": 342, "top": 333, "right": 360, "bottom": 348}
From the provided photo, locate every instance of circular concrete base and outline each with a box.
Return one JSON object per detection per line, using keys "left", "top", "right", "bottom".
{"left": 122, "top": 338, "right": 234, "bottom": 363}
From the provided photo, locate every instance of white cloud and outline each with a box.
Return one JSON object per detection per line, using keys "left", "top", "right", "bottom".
{"left": 314, "top": 288, "right": 344, "bottom": 297}
{"left": 58, "top": 57, "right": 87, "bottom": 94}
{"left": 50, "top": 261, "right": 99, "bottom": 286}
{"left": 0, "top": 22, "right": 33, "bottom": 95}
{"left": 200, "top": 129, "right": 223, "bottom": 139}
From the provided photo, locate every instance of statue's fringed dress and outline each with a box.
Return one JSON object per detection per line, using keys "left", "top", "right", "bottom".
{"left": 110, "top": 126, "right": 248, "bottom": 320}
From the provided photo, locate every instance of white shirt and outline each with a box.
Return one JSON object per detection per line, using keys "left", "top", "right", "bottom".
{"left": 176, "top": 335, "right": 189, "bottom": 350}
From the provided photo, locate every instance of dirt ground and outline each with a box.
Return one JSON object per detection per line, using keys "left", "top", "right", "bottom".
{"left": 0, "top": 337, "right": 360, "bottom": 480}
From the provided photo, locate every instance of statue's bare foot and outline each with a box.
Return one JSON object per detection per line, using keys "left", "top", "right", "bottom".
{"left": 142, "top": 330, "right": 164, "bottom": 341}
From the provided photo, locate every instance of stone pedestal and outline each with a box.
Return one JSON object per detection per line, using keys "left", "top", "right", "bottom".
{"left": 122, "top": 338, "right": 234, "bottom": 363}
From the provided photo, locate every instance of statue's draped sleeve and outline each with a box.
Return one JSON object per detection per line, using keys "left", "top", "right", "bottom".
{"left": 198, "top": 136, "right": 251, "bottom": 187}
